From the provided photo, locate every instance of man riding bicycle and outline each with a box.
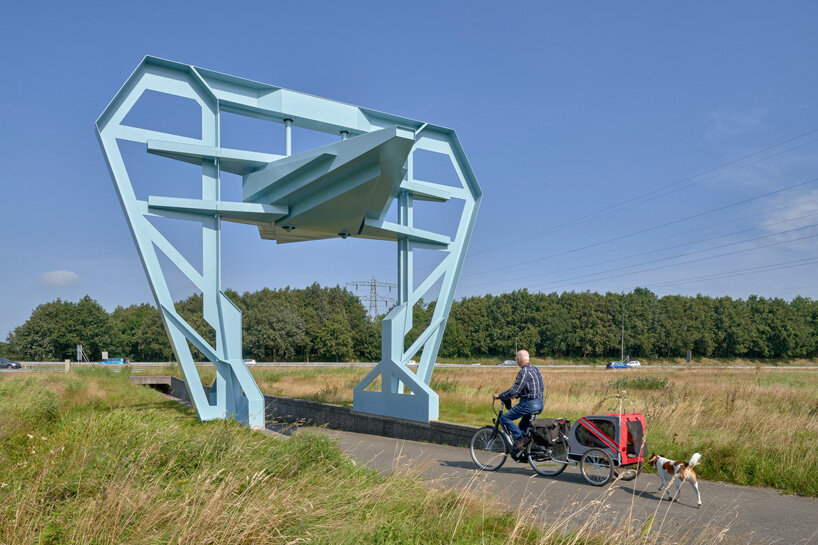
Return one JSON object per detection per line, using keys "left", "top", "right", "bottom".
{"left": 493, "top": 350, "right": 544, "bottom": 452}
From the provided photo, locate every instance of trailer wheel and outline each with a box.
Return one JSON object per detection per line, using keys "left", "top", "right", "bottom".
{"left": 580, "top": 449, "right": 614, "bottom": 486}
{"left": 618, "top": 462, "right": 642, "bottom": 481}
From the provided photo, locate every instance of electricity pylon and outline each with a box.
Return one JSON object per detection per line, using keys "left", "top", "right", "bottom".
{"left": 347, "top": 277, "right": 397, "bottom": 316}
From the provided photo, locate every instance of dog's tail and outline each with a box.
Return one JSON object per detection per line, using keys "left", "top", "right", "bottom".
{"left": 688, "top": 452, "right": 702, "bottom": 468}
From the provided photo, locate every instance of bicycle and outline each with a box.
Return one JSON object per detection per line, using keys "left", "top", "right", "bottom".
{"left": 469, "top": 398, "right": 570, "bottom": 477}
{"left": 470, "top": 399, "right": 647, "bottom": 485}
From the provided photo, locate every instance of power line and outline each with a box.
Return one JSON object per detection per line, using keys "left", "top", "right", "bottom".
{"left": 464, "top": 202, "right": 818, "bottom": 280}
{"left": 568, "top": 200, "right": 810, "bottom": 264}
{"left": 346, "top": 277, "right": 397, "bottom": 316}
{"left": 466, "top": 199, "right": 808, "bottom": 281}
{"left": 467, "top": 221, "right": 818, "bottom": 290}
{"left": 527, "top": 228, "right": 818, "bottom": 292}
{"left": 461, "top": 174, "right": 818, "bottom": 282}
{"left": 513, "top": 134, "right": 818, "bottom": 243}
{"left": 619, "top": 256, "right": 818, "bottom": 291}
{"left": 461, "top": 211, "right": 818, "bottom": 289}
{"left": 465, "top": 127, "right": 818, "bottom": 259}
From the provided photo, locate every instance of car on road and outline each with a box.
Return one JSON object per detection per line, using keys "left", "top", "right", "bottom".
{"left": 0, "top": 357, "right": 21, "bottom": 369}
{"left": 243, "top": 359, "right": 257, "bottom": 366}
{"left": 100, "top": 357, "right": 127, "bottom": 365}
{"left": 496, "top": 359, "right": 517, "bottom": 366}
{"left": 606, "top": 360, "right": 641, "bottom": 369}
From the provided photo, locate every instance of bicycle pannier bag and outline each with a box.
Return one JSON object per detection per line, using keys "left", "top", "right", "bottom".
{"left": 532, "top": 418, "right": 559, "bottom": 446}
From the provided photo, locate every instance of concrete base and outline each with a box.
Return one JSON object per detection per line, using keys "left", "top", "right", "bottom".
{"left": 353, "top": 390, "right": 439, "bottom": 422}
{"left": 132, "top": 376, "right": 478, "bottom": 448}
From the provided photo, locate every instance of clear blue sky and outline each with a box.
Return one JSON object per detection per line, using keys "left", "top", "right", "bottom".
{"left": 2, "top": 1, "right": 818, "bottom": 337}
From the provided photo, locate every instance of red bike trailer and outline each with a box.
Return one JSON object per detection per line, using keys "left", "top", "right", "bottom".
{"left": 563, "top": 412, "right": 647, "bottom": 484}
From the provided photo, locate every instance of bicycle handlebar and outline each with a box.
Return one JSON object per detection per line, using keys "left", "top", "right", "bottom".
{"left": 493, "top": 397, "right": 512, "bottom": 415}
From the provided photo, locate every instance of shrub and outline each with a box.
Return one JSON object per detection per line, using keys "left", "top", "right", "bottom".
{"left": 430, "top": 377, "right": 459, "bottom": 393}
{"left": 607, "top": 376, "right": 669, "bottom": 390}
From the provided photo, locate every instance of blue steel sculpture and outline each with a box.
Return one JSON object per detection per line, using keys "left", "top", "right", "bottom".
{"left": 97, "top": 57, "right": 481, "bottom": 425}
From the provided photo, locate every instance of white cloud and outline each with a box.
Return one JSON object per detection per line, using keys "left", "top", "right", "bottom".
{"left": 763, "top": 190, "right": 818, "bottom": 226}
{"left": 708, "top": 109, "right": 765, "bottom": 140}
{"left": 40, "top": 270, "right": 80, "bottom": 288}
{"left": 758, "top": 189, "right": 818, "bottom": 251}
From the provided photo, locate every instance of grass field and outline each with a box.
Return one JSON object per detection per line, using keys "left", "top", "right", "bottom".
{"left": 135, "top": 364, "right": 818, "bottom": 498}
{"left": 0, "top": 369, "right": 733, "bottom": 545}
{"left": 434, "top": 356, "right": 818, "bottom": 366}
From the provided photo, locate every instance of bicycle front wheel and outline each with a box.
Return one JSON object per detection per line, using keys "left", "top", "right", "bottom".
{"left": 528, "top": 436, "right": 569, "bottom": 476}
{"left": 470, "top": 426, "right": 508, "bottom": 471}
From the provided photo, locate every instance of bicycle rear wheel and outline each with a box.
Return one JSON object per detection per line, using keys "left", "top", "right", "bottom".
{"left": 470, "top": 426, "right": 508, "bottom": 471}
{"left": 528, "top": 436, "right": 569, "bottom": 476}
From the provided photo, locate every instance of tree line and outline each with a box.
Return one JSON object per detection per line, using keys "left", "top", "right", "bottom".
{"left": 5, "top": 286, "right": 818, "bottom": 361}
{"left": 5, "top": 285, "right": 378, "bottom": 362}
{"left": 435, "top": 287, "right": 818, "bottom": 359}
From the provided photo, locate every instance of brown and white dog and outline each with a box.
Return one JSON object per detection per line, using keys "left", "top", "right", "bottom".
{"left": 647, "top": 452, "right": 702, "bottom": 508}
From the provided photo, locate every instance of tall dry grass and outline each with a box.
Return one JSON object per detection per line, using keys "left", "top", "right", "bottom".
{"left": 435, "top": 356, "right": 818, "bottom": 366}
{"left": 0, "top": 369, "right": 738, "bottom": 544}
{"left": 150, "top": 365, "right": 818, "bottom": 497}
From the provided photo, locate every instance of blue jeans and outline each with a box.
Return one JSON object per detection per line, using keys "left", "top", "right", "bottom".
{"left": 499, "top": 398, "right": 543, "bottom": 441}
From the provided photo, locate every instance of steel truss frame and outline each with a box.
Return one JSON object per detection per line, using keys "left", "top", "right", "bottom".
{"left": 97, "top": 56, "right": 481, "bottom": 424}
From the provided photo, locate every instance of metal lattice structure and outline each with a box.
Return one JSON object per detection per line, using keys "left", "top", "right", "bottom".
{"left": 97, "top": 56, "right": 481, "bottom": 424}
{"left": 347, "top": 277, "right": 397, "bottom": 316}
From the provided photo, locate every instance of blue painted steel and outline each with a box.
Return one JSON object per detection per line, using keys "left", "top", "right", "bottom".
{"left": 97, "top": 56, "right": 481, "bottom": 425}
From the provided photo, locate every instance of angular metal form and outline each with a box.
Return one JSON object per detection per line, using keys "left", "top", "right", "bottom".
{"left": 97, "top": 57, "right": 481, "bottom": 425}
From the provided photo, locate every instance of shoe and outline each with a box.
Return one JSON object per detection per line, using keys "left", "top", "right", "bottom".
{"left": 514, "top": 436, "right": 530, "bottom": 451}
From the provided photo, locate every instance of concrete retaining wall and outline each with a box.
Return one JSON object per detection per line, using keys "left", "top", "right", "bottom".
{"left": 132, "top": 376, "right": 478, "bottom": 448}
{"left": 262, "top": 393, "right": 477, "bottom": 447}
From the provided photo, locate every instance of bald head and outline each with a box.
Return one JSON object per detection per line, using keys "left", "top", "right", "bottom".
{"left": 516, "top": 350, "right": 530, "bottom": 367}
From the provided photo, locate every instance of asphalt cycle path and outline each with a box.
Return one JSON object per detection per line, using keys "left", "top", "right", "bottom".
{"left": 279, "top": 426, "right": 818, "bottom": 545}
